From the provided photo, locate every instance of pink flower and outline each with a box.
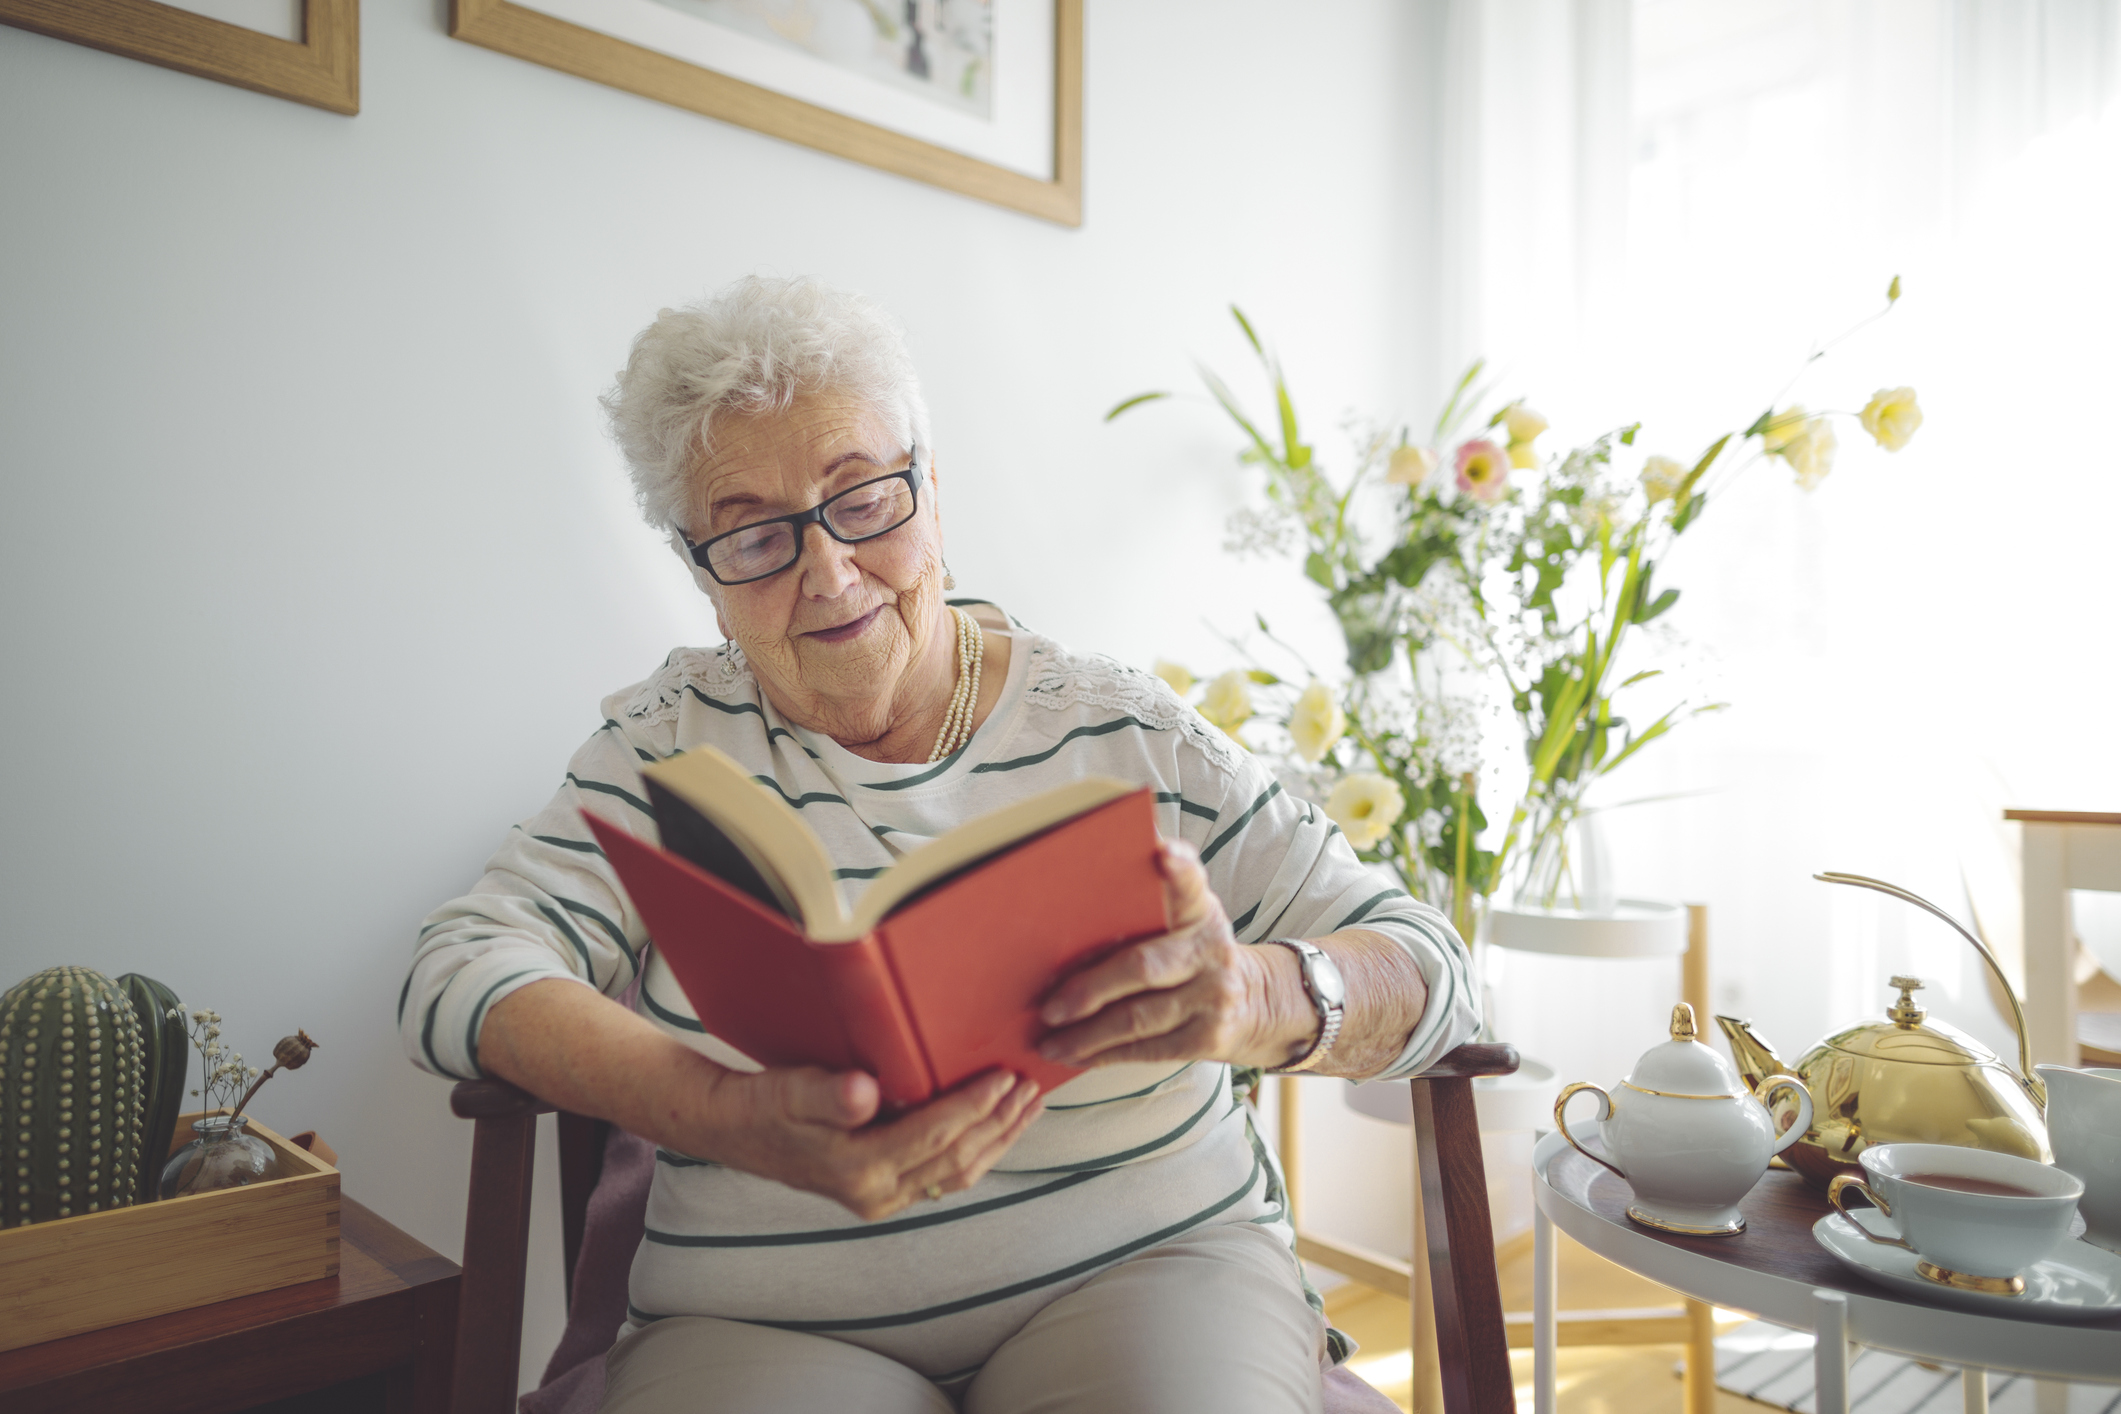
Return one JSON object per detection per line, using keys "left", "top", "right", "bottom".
{"left": 1454, "top": 438, "right": 1510, "bottom": 502}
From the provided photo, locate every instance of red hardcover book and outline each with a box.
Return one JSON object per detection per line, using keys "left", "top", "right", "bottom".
{"left": 581, "top": 746, "right": 1168, "bottom": 1107}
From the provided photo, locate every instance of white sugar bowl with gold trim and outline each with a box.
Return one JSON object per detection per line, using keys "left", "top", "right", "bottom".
{"left": 1555, "top": 1003, "right": 1813, "bottom": 1236}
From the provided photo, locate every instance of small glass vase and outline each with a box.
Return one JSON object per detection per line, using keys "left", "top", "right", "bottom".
{"left": 160, "top": 1114, "right": 280, "bottom": 1199}
{"left": 1513, "top": 807, "right": 1618, "bottom": 914}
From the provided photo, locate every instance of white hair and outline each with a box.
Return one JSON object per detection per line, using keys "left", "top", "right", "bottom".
{"left": 602, "top": 276, "right": 933, "bottom": 534}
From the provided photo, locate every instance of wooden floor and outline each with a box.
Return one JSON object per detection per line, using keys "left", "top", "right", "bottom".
{"left": 1320, "top": 1227, "right": 1779, "bottom": 1413}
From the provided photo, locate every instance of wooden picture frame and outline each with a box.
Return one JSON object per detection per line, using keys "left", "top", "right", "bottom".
{"left": 0, "top": 0, "right": 359, "bottom": 114}
{"left": 450, "top": 0, "right": 1082, "bottom": 226}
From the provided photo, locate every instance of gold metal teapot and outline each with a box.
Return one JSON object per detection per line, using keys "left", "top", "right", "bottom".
{"left": 1713, "top": 872, "right": 2050, "bottom": 1190}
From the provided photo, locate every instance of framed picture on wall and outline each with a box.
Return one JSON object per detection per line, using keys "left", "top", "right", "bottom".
{"left": 0, "top": 0, "right": 358, "bottom": 114}
{"left": 451, "top": 0, "right": 1082, "bottom": 226}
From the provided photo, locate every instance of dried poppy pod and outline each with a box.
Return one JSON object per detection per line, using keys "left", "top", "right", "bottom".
{"left": 272, "top": 1031, "right": 318, "bottom": 1071}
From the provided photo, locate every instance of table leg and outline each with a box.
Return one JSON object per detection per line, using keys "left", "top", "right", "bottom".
{"left": 1812, "top": 1290, "right": 1849, "bottom": 1414}
{"left": 1533, "top": 1205, "right": 1556, "bottom": 1414}
{"left": 1684, "top": 1299, "right": 1717, "bottom": 1414}
{"left": 1961, "top": 1367, "right": 1988, "bottom": 1414}
{"left": 2033, "top": 1380, "right": 2071, "bottom": 1414}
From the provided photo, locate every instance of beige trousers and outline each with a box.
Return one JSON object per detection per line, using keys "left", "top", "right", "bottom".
{"left": 599, "top": 1221, "right": 1327, "bottom": 1414}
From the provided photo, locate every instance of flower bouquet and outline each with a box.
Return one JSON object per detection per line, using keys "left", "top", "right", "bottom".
{"left": 1114, "top": 285, "right": 1920, "bottom": 941}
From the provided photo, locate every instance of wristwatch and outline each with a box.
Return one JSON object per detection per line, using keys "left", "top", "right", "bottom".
{"left": 1258, "top": 938, "right": 1346, "bottom": 1073}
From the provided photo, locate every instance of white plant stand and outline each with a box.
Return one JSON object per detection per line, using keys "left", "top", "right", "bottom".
{"left": 1487, "top": 896, "right": 1687, "bottom": 958}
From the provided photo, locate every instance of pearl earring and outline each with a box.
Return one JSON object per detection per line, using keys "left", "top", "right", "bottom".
{"left": 943, "top": 563, "right": 957, "bottom": 591}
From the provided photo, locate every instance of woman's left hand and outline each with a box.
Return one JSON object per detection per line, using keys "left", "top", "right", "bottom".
{"left": 1036, "top": 839, "right": 1312, "bottom": 1070}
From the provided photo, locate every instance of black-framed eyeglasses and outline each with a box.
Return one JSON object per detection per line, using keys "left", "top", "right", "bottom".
{"left": 681, "top": 449, "right": 924, "bottom": 586}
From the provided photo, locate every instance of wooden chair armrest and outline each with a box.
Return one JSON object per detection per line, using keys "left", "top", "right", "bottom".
{"left": 445, "top": 1079, "right": 548, "bottom": 1414}
{"left": 1411, "top": 1042, "right": 1519, "bottom": 1081}
{"left": 450, "top": 1077, "right": 555, "bottom": 1121}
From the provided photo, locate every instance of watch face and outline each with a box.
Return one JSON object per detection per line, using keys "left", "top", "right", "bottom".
{"left": 1307, "top": 949, "right": 1347, "bottom": 1009}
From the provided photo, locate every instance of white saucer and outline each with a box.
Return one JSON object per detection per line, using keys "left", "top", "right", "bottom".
{"left": 1813, "top": 1209, "right": 2121, "bottom": 1321}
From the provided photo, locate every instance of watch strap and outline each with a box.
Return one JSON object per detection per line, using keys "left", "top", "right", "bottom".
{"left": 1259, "top": 938, "right": 1345, "bottom": 1074}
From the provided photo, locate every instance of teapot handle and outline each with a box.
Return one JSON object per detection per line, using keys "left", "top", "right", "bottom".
{"left": 1815, "top": 872, "right": 2045, "bottom": 1112}
{"left": 1754, "top": 1074, "right": 1814, "bottom": 1157}
{"left": 1553, "top": 1082, "right": 1625, "bottom": 1180}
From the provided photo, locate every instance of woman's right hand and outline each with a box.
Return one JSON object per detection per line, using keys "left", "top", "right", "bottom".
{"left": 478, "top": 978, "right": 1043, "bottom": 1221}
{"left": 690, "top": 1065, "right": 1044, "bottom": 1220}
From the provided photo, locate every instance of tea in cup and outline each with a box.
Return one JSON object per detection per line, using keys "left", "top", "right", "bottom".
{"left": 1828, "top": 1142, "right": 2084, "bottom": 1294}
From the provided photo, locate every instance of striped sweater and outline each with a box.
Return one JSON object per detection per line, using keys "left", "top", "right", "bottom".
{"left": 400, "top": 615, "right": 1479, "bottom": 1383}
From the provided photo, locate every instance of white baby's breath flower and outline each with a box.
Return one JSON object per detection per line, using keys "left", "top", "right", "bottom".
{"left": 1859, "top": 386, "right": 1922, "bottom": 451}
{"left": 1287, "top": 680, "right": 1347, "bottom": 764}
{"left": 1640, "top": 455, "right": 1687, "bottom": 505}
{"left": 1326, "top": 773, "right": 1405, "bottom": 851}
{"left": 1198, "top": 670, "right": 1254, "bottom": 735}
{"left": 1150, "top": 659, "right": 1195, "bottom": 696}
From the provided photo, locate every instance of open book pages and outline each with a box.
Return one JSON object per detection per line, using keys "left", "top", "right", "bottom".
{"left": 640, "top": 746, "right": 1137, "bottom": 942}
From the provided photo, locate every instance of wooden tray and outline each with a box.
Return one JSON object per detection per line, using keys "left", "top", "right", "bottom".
{"left": 0, "top": 1113, "right": 339, "bottom": 1353}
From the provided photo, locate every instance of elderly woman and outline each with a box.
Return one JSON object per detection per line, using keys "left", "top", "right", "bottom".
{"left": 402, "top": 277, "right": 1477, "bottom": 1414}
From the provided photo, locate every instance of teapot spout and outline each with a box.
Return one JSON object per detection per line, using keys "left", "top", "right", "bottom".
{"left": 1714, "top": 1015, "right": 1785, "bottom": 1091}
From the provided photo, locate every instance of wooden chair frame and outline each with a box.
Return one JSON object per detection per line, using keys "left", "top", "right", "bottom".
{"left": 444, "top": 1042, "right": 1520, "bottom": 1414}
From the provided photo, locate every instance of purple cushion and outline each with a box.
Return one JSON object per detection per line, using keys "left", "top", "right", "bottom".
{"left": 519, "top": 1124, "right": 655, "bottom": 1414}
{"left": 1323, "top": 1364, "right": 1403, "bottom": 1414}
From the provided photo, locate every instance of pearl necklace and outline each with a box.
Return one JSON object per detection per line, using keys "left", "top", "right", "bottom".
{"left": 926, "top": 606, "right": 985, "bottom": 763}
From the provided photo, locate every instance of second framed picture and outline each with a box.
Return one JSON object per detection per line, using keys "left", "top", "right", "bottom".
{"left": 452, "top": 0, "right": 1082, "bottom": 226}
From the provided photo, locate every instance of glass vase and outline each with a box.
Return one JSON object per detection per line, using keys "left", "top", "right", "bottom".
{"left": 1513, "top": 806, "right": 1617, "bottom": 914}
{"left": 160, "top": 1114, "right": 280, "bottom": 1200}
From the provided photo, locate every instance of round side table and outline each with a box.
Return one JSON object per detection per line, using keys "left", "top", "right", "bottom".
{"left": 1531, "top": 1131, "right": 2121, "bottom": 1414}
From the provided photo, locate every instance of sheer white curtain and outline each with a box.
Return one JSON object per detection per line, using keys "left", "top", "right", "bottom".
{"left": 1447, "top": 0, "right": 2121, "bottom": 1083}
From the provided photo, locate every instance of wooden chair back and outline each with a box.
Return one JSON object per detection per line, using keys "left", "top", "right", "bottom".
{"left": 444, "top": 1042, "right": 1519, "bottom": 1414}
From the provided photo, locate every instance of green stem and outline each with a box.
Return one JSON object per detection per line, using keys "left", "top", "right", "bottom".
{"left": 1452, "top": 771, "right": 1474, "bottom": 941}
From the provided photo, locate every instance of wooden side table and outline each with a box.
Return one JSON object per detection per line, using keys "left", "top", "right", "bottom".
{"left": 0, "top": 1197, "right": 460, "bottom": 1414}
{"left": 1531, "top": 1132, "right": 2121, "bottom": 1414}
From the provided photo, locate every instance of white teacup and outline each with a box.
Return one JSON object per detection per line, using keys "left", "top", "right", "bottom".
{"left": 1828, "top": 1142, "right": 2084, "bottom": 1293}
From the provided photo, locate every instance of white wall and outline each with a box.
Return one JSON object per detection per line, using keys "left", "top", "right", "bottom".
{"left": 0, "top": 1, "right": 1446, "bottom": 1388}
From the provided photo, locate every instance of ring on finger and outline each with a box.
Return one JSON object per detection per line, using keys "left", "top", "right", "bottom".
{"left": 924, "top": 1183, "right": 944, "bottom": 1202}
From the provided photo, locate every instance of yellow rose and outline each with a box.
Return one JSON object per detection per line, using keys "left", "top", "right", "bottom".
{"left": 1503, "top": 403, "right": 1549, "bottom": 444}
{"left": 1503, "top": 404, "right": 1547, "bottom": 469}
{"left": 1760, "top": 405, "right": 1809, "bottom": 455}
{"left": 1786, "top": 417, "right": 1838, "bottom": 490}
{"left": 1151, "top": 659, "right": 1195, "bottom": 696}
{"left": 1326, "top": 773, "right": 1404, "bottom": 851}
{"left": 1640, "top": 455, "right": 1687, "bottom": 505}
{"left": 1859, "top": 386, "right": 1922, "bottom": 452}
{"left": 1287, "top": 680, "right": 1346, "bottom": 764}
{"left": 1198, "top": 669, "right": 1253, "bottom": 734}
{"left": 1386, "top": 444, "right": 1438, "bottom": 486}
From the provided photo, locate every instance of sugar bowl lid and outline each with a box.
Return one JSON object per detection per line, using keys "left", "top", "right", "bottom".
{"left": 1626, "top": 1003, "right": 1745, "bottom": 1097}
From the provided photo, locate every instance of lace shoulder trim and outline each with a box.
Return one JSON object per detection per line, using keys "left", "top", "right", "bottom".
{"left": 1022, "top": 639, "right": 1245, "bottom": 774}
{"left": 616, "top": 644, "right": 752, "bottom": 726}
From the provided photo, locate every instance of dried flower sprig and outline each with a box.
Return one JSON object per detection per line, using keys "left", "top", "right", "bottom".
{"left": 171, "top": 1008, "right": 318, "bottom": 1122}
